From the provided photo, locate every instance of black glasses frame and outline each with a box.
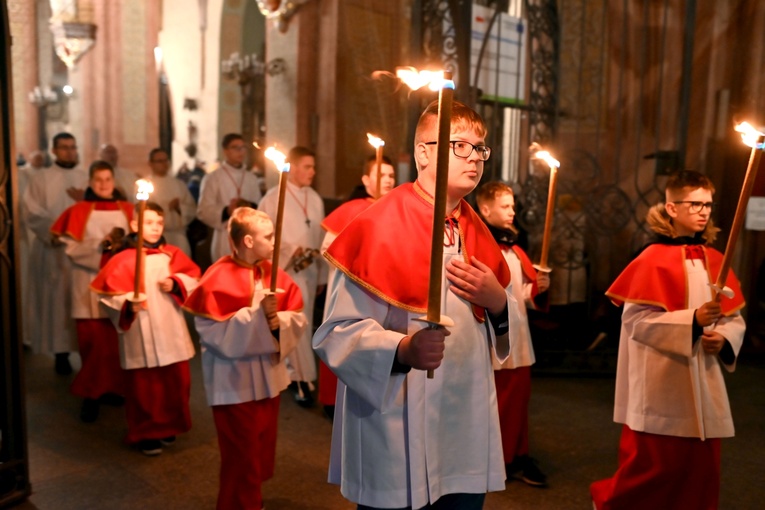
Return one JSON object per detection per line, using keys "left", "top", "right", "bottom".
{"left": 424, "top": 140, "right": 492, "bottom": 161}
{"left": 672, "top": 201, "right": 716, "bottom": 213}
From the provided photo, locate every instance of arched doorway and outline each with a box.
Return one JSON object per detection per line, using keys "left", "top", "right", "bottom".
{"left": 0, "top": 1, "right": 32, "bottom": 506}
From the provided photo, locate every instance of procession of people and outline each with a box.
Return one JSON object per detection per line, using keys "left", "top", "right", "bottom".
{"left": 17, "top": 97, "right": 749, "bottom": 510}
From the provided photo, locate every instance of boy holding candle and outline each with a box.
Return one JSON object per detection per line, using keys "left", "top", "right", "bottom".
{"left": 313, "top": 100, "right": 519, "bottom": 509}
{"left": 184, "top": 207, "right": 307, "bottom": 510}
{"left": 90, "top": 202, "right": 201, "bottom": 456}
{"left": 590, "top": 170, "right": 746, "bottom": 510}
{"left": 476, "top": 181, "right": 550, "bottom": 487}
{"left": 317, "top": 154, "right": 396, "bottom": 417}
{"left": 50, "top": 160, "right": 133, "bottom": 422}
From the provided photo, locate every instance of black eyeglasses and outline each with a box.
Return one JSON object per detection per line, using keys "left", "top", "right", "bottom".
{"left": 672, "top": 201, "right": 715, "bottom": 214}
{"left": 424, "top": 140, "right": 492, "bottom": 161}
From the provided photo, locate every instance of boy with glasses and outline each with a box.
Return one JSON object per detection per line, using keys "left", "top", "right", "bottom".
{"left": 314, "top": 100, "right": 518, "bottom": 510}
{"left": 591, "top": 170, "right": 746, "bottom": 509}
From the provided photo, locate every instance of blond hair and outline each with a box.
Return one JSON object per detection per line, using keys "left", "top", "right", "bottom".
{"left": 414, "top": 100, "right": 488, "bottom": 146}
{"left": 228, "top": 208, "right": 272, "bottom": 246}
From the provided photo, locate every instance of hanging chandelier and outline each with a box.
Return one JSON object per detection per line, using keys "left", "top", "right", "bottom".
{"left": 48, "top": 0, "right": 97, "bottom": 69}
{"left": 255, "top": 0, "right": 312, "bottom": 33}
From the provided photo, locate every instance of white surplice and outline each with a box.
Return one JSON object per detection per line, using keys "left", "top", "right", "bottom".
{"left": 61, "top": 209, "right": 130, "bottom": 319}
{"left": 493, "top": 248, "right": 536, "bottom": 370}
{"left": 97, "top": 253, "right": 198, "bottom": 370}
{"left": 614, "top": 258, "right": 745, "bottom": 440}
{"left": 195, "top": 279, "right": 307, "bottom": 406}
{"left": 313, "top": 236, "right": 517, "bottom": 509}
{"left": 113, "top": 166, "right": 138, "bottom": 203}
{"left": 21, "top": 163, "right": 88, "bottom": 353}
{"left": 259, "top": 180, "right": 326, "bottom": 382}
{"left": 148, "top": 174, "right": 197, "bottom": 256}
{"left": 197, "top": 163, "right": 262, "bottom": 262}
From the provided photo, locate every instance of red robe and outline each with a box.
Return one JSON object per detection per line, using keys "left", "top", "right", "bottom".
{"left": 606, "top": 243, "right": 745, "bottom": 315}
{"left": 50, "top": 200, "right": 134, "bottom": 240}
{"left": 325, "top": 180, "right": 510, "bottom": 322}
{"left": 91, "top": 244, "right": 201, "bottom": 327}
{"left": 184, "top": 256, "right": 304, "bottom": 320}
{"left": 321, "top": 197, "right": 375, "bottom": 235}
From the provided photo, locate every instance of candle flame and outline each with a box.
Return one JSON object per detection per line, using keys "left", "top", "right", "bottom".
{"left": 534, "top": 150, "right": 561, "bottom": 169}
{"left": 734, "top": 122, "right": 765, "bottom": 149}
{"left": 366, "top": 133, "right": 385, "bottom": 149}
{"left": 395, "top": 67, "right": 454, "bottom": 92}
{"left": 135, "top": 179, "right": 154, "bottom": 201}
{"left": 264, "top": 146, "right": 290, "bottom": 173}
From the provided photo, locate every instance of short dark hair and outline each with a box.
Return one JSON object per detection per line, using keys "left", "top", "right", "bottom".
{"left": 363, "top": 154, "right": 394, "bottom": 176}
{"left": 666, "top": 170, "right": 715, "bottom": 196}
{"left": 52, "top": 132, "right": 75, "bottom": 149}
{"left": 475, "top": 181, "right": 513, "bottom": 208}
{"left": 88, "top": 160, "right": 114, "bottom": 179}
{"left": 149, "top": 148, "right": 169, "bottom": 162}
{"left": 140, "top": 201, "right": 165, "bottom": 217}
{"left": 287, "top": 146, "right": 315, "bottom": 164}
{"left": 221, "top": 133, "right": 244, "bottom": 149}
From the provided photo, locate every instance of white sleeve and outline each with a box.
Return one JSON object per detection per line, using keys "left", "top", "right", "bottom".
{"left": 62, "top": 237, "right": 103, "bottom": 271}
{"left": 196, "top": 173, "right": 225, "bottom": 229}
{"left": 312, "top": 270, "right": 407, "bottom": 412}
{"left": 22, "top": 172, "right": 53, "bottom": 243}
{"left": 624, "top": 302, "right": 696, "bottom": 358}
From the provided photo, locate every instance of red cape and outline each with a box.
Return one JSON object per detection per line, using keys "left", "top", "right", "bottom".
{"left": 51, "top": 200, "right": 133, "bottom": 241}
{"left": 91, "top": 244, "right": 201, "bottom": 302}
{"left": 183, "top": 256, "right": 304, "bottom": 321}
{"left": 321, "top": 198, "right": 375, "bottom": 235}
{"left": 606, "top": 243, "right": 745, "bottom": 315}
{"left": 325, "top": 181, "right": 510, "bottom": 322}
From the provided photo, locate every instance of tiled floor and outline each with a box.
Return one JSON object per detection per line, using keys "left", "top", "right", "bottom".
{"left": 14, "top": 347, "right": 765, "bottom": 509}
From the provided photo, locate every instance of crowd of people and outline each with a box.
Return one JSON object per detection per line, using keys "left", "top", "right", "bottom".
{"left": 16, "top": 99, "right": 746, "bottom": 510}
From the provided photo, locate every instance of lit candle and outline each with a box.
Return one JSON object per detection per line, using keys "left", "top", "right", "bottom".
{"left": 132, "top": 179, "right": 154, "bottom": 301}
{"left": 264, "top": 146, "right": 290, "bottom": 292}
{"left": 366, "top": 133, "right": 386, "bottom": 198}
{"left": 396, "top": 66, "right": 455, "bottom": 378}
{"left": 711, "top": 122, "right": 765, "bottom": 301}
{"left": 533, "top": 150, "right": 560, "bottom": 273}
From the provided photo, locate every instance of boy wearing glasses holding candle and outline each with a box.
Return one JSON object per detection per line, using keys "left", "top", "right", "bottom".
{"left": 51, "top": 160, "right": 133, "bottom": 423}
{"left": 90, "top": 202, "right": 201, "bottom": 456}
{"left": 591, "top": 170, "right": 746, "bottom": 510}
{"left": 185, "top": 207, "right": 306, "bottom": 510}
{"left": 476, "top": 181, "right": 550, "bottom": 487}
{"left": 314, "top": 100, "right": 518, "bottom": 510}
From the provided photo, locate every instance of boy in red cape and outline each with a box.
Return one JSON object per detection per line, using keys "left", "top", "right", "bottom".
{"left": 476, "top": 181, "right": 550, "bottom": 487}
{"left": 317, "top": 154, "right": 396, "bottom": 418}
{"left": 90, "top": 202, "right": 201, "bottom": 456}
{"left": 184, "top": 207, "right": 306, "bottom": 510}
{"left": 591, "top": 171, "right": 746, "bottom": 510}
{"left": 50, "top": 160, "right": 132, "bottom": 423}
{"left": 314, "top": 100, "right": 520, "bottom": 510}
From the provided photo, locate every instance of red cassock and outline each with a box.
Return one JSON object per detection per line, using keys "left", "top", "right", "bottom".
{"left": 90, "top": 244, "right": 201, "bottom": 444}
{"left": 318, "top": 197, "right": 376, "bottom": 406}
{"left": 592, "top": 243, "right": 744, "bottom": 510}
{"left": 183, "top": 256, "right": 304, "bottom": 320}
{"left": 184, "top": 256, "right": 303, "bottom": 510}
{"left": 325, "top": 181, "right": 510, "bottom": 318}
{"left": 51, "top": 200, "right": 133, "bottom": 400}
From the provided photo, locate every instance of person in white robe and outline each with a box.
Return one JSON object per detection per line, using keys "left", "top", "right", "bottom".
{"left": 259, "top": 146, "right": 326, "bottom": 407}
{"left": 313, "top": 101, "right": 519, "bottom": 509}
{"left": 197, "top": 133, "right": 263, "bottom": 262}
{"left": 22, "top": 133, "right": 87, "bottom": 373}
{"left": 145, "top": 148, "right": 197, "bottom": 256}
